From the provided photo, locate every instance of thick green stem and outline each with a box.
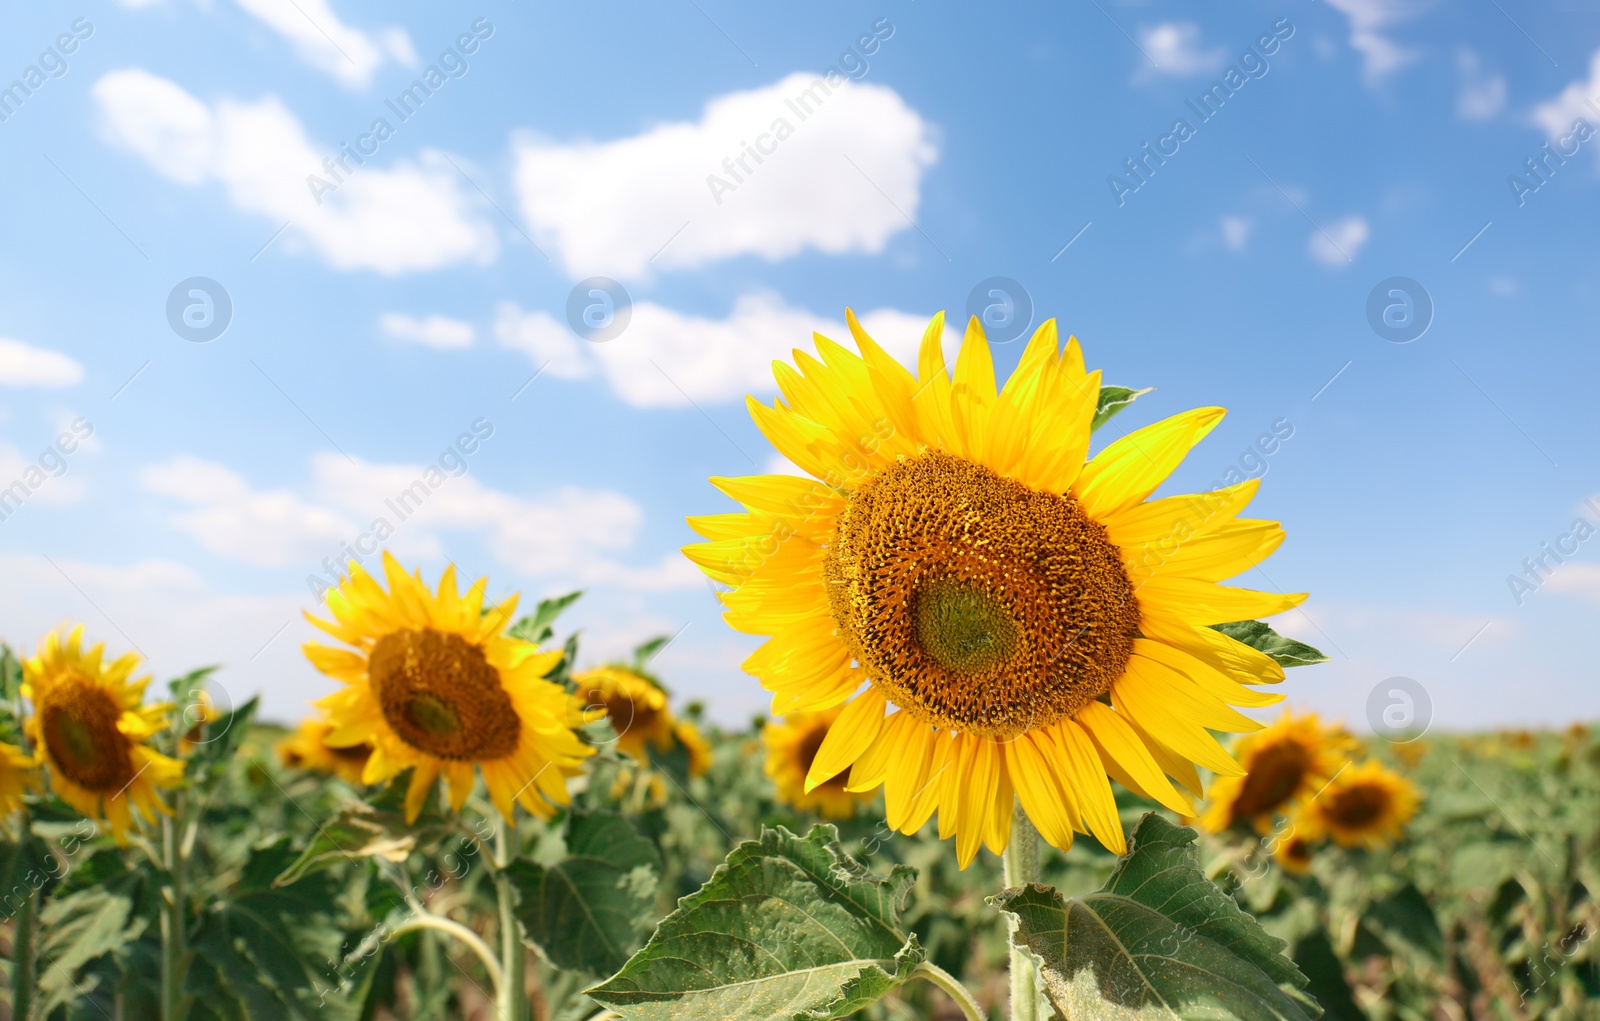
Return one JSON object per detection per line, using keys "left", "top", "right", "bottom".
{"left": 12, "top": 873, "right": 37, "bottom": 1021}
{"left": 160, "top": 794, "right": 190, "bottom": 1021}
{"left": 495, "top": 821, "right": 526, "bottom": 1021}
{"left": 912, "top": 961, "right": 984, "bottom": 1021}
{"left": 1003, "top": 807, "right": 1040, "bottom": 1021}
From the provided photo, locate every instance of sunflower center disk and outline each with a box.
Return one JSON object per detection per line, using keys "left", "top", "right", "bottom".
{"left": 824, "top": 451, "right": 1141, "bottom": 740}
{"left": 1230, "top": 743, "right": 1311, "bottom": 820}
{"left": 41, "top": 677, "right": 136, "bottom": 793}
{"left": 369, "top": 629, "right": 521, "bottom": 760}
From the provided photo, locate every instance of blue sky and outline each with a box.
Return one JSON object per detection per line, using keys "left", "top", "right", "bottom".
{"left": 1, "top": 0, "right": 1597, "bottom": 732}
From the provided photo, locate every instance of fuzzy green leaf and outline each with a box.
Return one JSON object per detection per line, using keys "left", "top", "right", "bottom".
{"left": 508, "top": 810, "right": 661, "bottom": 977}
{"left": 996, "top": 814, "right": 1321, "bottom": 1020}
{"left": 586, "top": 824, "right": 923, "bottom": 1020}
{"left": 1212, "top": 620, "right": 1328, "bottom": 668}
{"left": 1092, "top": 385, "right": 1153, "bottom": 432}
{"left": 509, "top": 590, "right": 583, "bottom": 646}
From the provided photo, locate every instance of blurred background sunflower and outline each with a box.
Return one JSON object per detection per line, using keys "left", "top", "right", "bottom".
{"left": 304, "top": 553, "right": 593, "bottom": 822}
{"left": 275, "top": 714, "right": 372, "bottom": 786}
{"left": 685, "top": 312, "right": 1303, "bottom": 866}
{"left": 1296, "top": 759, "right": 1419, "bottom": 850}
{"left": 762, "top": 708, "right": 877, "bottom": 820}
{"left": 1200, "top": 710, "right": 1356, "bottom": 834}
{"left": 22, "top": 625, "right": 182, "bottom": 839}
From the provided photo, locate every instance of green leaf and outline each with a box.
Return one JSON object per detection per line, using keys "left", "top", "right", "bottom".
{"left": 509, "top": 590, "right": 584, "bottom": 646}
{"left": 1212, "top": 620, "right": 1328, "bottom": 668}
{"left": 1092, "top": 385, "right": 1153, "bottom": 432}
{"left": 187, "top": 696, "right": 260, "bottom": 783}
{"left": 586, "top": 824, "right": 924, "bottom": 1020}
{"left": 274, "top": 784, "right": 455, "bottom": 887}
{"left": 37, "top": 887, "right": 145, "bottom": 1013}
{"left": 508, "top": 810, "right": 661, "bottom": 977}
{"left": 995, "top": 813, "right": 1321, "bottom": 1020}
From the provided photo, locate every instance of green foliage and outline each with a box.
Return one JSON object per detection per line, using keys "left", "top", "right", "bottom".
{"left": 1212, "top": 620, "right": 1329, "bottom": 668}
{"left": 588, "top": 824, "right": 925, "bottom": 1020}
{"left": 997, "top": 814, "right": 1319, "bottom": 1020}
{"left": 507, "top": 590, "right": 583, "bottom": 647}
{"left": 1091, "top": 385, "right": 1153, "bottom": 432}
{"left": 507, "top": 809, "right": 660, "bottom": 977}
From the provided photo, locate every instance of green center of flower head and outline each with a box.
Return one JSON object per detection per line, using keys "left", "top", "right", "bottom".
{"left": 912, "top": 577, "right": 1020, "bottom": 675}
{"left": 406, "top": 693, "right": 461, "bottom": 737}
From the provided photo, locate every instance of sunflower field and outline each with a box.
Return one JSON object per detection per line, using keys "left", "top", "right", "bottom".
{"left": 0, "top": 318, "right": 1595, "bottom": 1021}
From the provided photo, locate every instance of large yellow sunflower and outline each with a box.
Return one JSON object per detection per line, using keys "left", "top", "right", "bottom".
{"left": 1296, "top": 759, "right": 1418, "bottom": 849}
{"left": 22, "top": 625, "right": 183, "bottom": 839}
{"left": 684, "top": 311, "right": 1304, "bottom": 866}
{"left": 305, "top": 554, "right": 593, "bottom": 823}
{"left": 277, "top": 715, "right": 373, "bottom": 786}
{"left": 1199, "top": 710, "right": 1356, "bottom": 834}
{"left": 764, "top": 708, "right": 877, "bottom": 820}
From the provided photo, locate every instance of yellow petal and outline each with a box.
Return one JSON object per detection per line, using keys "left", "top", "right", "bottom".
{"left": 1076, "top": 407, "right": 1226, "bottom": 520}
{"left": 1050, "top": 720, "right": 1126, "bottom": 854}
{"left": 1075, "top": 701, "right": 1193, "bottom": 815}
{"left": 805, "top": 688, "right": 885, "bottom": 791}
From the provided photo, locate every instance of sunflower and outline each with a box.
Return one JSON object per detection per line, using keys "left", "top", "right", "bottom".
{"left": 684, "top": 311, "right": 1304, "bottom": 866}
{"left": 1297, "top": 759, "right": 1418, "bottom": 849}
{"left": 763, "top": 708, "right": 877, "bottom": 820}
{"left": 0, "top": 742, "right": 37, "bottom": 817}
{"left": 675, "top": 718, "right": 714, "bottom": 777}
{"left": 305, "top": 554, "right": 593, "bottom": 823}
{"left": 277, "top": 715, "right": 373, "bottom": 786}
{"left": 1199, "top": 710, "right": 1356, "bottom": 834}
{"left": 22, "top": 625, "right": 183, "bottom": 839}
{"left": 1273, "top": 829, "right": 1315, "bottom": 875}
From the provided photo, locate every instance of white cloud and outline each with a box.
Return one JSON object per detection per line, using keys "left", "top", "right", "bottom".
{"left": 1138, "top": 23, "right": 1225, "bottom": 77}
{"left": 140, "top": 452, "right": 700, "bottom": 589}
{"left": 379, "top": 312, "right": 474, "bottom": 349}
{"left": 234, "top": 0, "right": 415, "bottom": 89}
{"left": 141, "top": 456, "right": 358, "bottom": 567}
{"left": 92, "top": 68, "right": 497, "bottom": 275}
{"left": 1545, "top": 562, "right": 1600, "bottom": 602}
{"left": 512, "top": 72, "right": 937, "bottom": 277}
{"left": 0, "top": 443, "right": 86, "bottom": 505}
{"left": 495, "top": 295, "right": 956, "bottom": 408}
{"left": 1321, "top": 0, "right": 1424, "bottom": 81}
{"left": 493, "top": 303, "right": 591, "bottom": 380}
{"left": 1307, "top": 216, "right": 1370, "bottom": 266}
{"left": 1220, "top": 215, "right": 1253, "bottom": 252}
{"left": 1456, "top": 48, "right": 1506, "bottom": 121}
{"left": 1533, "top": 50, "right": 1600, "bottom": 143}
{"left": 0, "top": 553, "right": 320, "bottom": 724}
{"left": 0, "top": 338, "right": 83, "bottom": 388}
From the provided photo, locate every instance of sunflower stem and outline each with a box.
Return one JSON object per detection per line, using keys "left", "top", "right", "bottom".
{"left": 387, "top": 913, "right": 504, "bottom": 994}
{"left": 494, "top": 819, "right": 527, "bottom": 1021}
{"left": 160, "top": 792, "right": 191, "bottom": 1021}
{"left": 911, "top": 961, "right": 985, "bottom": 1021}
{"left": 11, "top": 809, "right": 37, "bottom": 1021}
{"left": 1003, "top": 806, "right": 1041, "bottom": 1021}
